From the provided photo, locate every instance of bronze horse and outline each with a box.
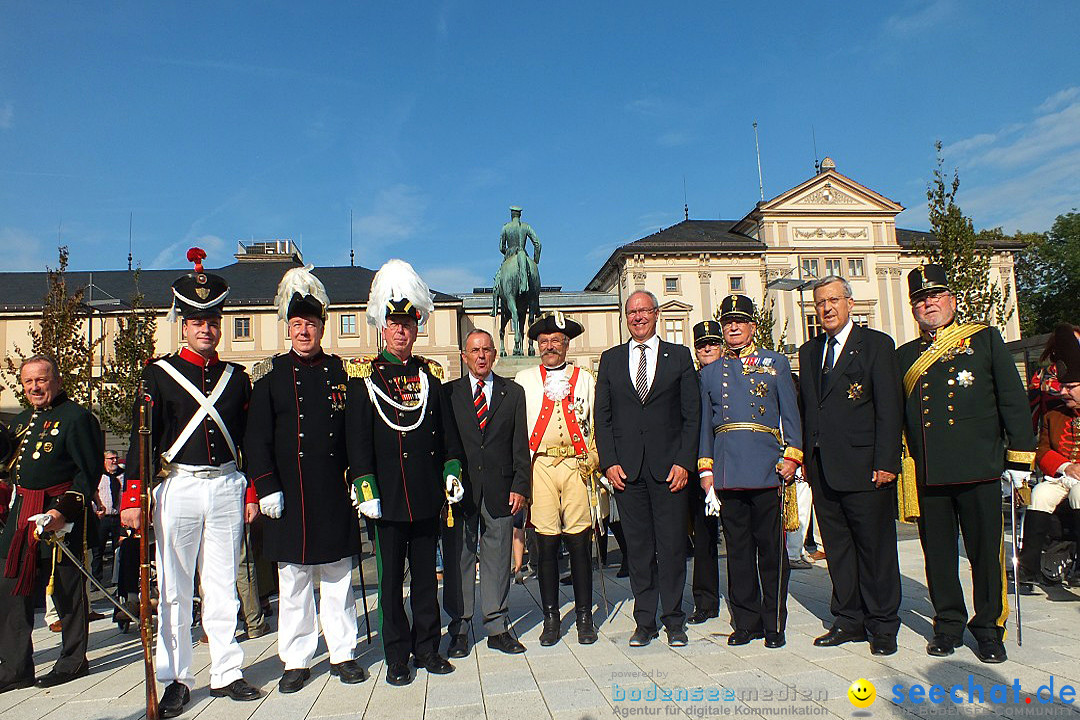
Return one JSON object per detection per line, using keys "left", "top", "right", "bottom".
{"left": 491, "top": 208, "right": 542, "bottom": 356}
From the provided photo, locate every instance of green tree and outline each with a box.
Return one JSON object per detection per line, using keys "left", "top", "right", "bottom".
{"left": 100, "top": 271, "right": 158, "bottom": 436}
{"left": 916, "top": 142, "right": 1014, "bottom": 328}
{"left": 1012, "top": 211, "right": 1080, "bottom": 335}
{"left": 3, "top": 246, "right": 103, "bottom": 408}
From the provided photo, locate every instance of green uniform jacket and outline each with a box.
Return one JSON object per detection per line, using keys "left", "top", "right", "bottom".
{"left": 0, "top": 392, "right": 103, "bottom": 560}
{"left": 897, "top": 323, "right": 1035, "bottom": 486}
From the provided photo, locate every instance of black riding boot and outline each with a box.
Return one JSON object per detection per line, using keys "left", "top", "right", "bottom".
{"left": 536, "top": 533, "right": 562, "bottom": 646}
{"left": 564, "top": 529, "right": 598, "bottom": 644}
{"left": 1018, "top": 509, "right": 1052, "bottom": 586}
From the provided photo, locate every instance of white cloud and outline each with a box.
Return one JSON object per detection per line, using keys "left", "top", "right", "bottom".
{"left": 0, "top": 227, "right": 46, "bottom": 270}
{"left": 149, "top": 234, "right": 226, "bottom": 270}
{"left": 0, "top": 101, "right": 13, "bottom": 130}
{"left": 883, "top": 0, "right": 958, "bottom": 36}
{"left": 418, "top": 264, "right": 485, "bottom": 294}
{"left": 353, "top": 184, "right": 428, "bottom": 251}
{"left": 1037, "top": 86, "right": 1080, "bottom": 113}
{"left": 658, "top": 130, "right": 693, "bottom": 147}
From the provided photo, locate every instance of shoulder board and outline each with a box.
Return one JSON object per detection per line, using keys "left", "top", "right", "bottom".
{"left": 345, "top": 356, "right": 378, "bottom": 379}
{"left": 251, "top": 355, "right": 277, "bottom": 383}
{"left": 413, "top": 355, "right": 445, "bottom": 381}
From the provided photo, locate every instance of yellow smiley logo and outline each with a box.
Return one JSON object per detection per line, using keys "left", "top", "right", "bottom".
{"left": 848, "top": 678, "right": 876, "bottom": 709}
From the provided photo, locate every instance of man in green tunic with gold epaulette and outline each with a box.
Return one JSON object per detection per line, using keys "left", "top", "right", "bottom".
{"left": 0, "top": 355, "right": 103, "bottom": 692}
{"left": 897, "top": 264, "right": 1035, "bottom": 664}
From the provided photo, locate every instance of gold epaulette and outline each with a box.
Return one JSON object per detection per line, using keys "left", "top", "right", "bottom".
{"left": 414, "top": 355, "right": 445, "bottom": 381}
{"left": 345, "top": 356, "right": 377, "bottom": 379}
{"left": 251, "top": 355, "right": 276, "bottom": 383}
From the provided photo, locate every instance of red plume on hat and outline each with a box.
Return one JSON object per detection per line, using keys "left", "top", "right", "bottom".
{"left": 186, "top": 247, "right": 207, "bottom": 273}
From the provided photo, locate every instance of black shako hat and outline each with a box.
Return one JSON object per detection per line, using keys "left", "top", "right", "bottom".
{"left": 1053, "top": 324, "right": 1080, "bottom": 384}
{"left": 907, "top": 263, "right": 951, "bottom": 301}
{"left": 169, "top": 247, "right": 229, "bottom": 321}
{"left": 718, "top": 294, "right": 755, "bottom": 322}
{"left": 693, "top": 320, "right": 723, "bottom": 345}
{"left": 527, "top": 311, "right": 584, "bottom": 341}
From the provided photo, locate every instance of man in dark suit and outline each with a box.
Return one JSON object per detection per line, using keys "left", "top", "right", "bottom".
{"left": 595, "top": 290, "right": 701, "bottom": 647}
{"left": 797, "top": 276, "right": 903, "bottom": 656}
{"left": 442, "top": 329, "right": 531, "bottom": 658}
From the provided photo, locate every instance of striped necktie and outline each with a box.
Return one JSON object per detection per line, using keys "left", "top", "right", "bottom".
{"left": 635, "top": 344, "right": 649, "bottom": 402}
{"left": 474, "top": 379, "right": 488, "bottom": 431}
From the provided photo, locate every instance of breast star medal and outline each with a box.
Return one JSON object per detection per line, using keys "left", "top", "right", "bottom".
{"left": 957, "top": 370, "right": 975, "bottom": 387}
{"left": 847, "top": 382, "right": 863, "bottom": 400}
{"left": 751, "top": 381, "right": 769, "bottom": 398}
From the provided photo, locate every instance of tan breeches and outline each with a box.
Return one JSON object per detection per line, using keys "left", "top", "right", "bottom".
{"left": 531, "top": 457, "right": 592, "bottom": 536}
{"left": 1029, "top": 479, "right": 1080, "bottom": 512}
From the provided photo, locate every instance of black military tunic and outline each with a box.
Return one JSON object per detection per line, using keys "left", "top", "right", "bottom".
{"left": 0, "top": 392, "right": 102, "bottom": 684}
{"left": 245, "top": 351, "right": 359, "bottom": 565}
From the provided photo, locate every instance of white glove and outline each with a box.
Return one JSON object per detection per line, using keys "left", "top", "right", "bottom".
{"left": 704, "top": 487, "right": 721, "bottom": 517}
{"left": 1002, "top": 469, "right": 1031, "bottom": 489}
{"left": 28, "top": 513, "right": 73, "bottom": 538}
{"left": 358, "top": 499, "right": 382, "bottom": 519}
{"left": 259, "top": 491, "right": 283, "bottom": 519}
{"left": 1058, "top": 474, "right": 1080, "bottom": 490}
{"left": 445, "top": 475, "right": 464, "bottom": 504}
{"left": 597, "top": 474, "right": 613, "bottom": 493}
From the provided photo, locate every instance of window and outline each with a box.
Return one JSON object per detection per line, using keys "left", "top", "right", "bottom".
{"left": 729, "top": 276, "right": 743, "bottom": 292}
{"left": 664, "top": 276, "right": 680, "bottom": 294}
{"left": 825, "top": 258, "right": 843, "bottom": 276}
{"left": 852, "top": 313, "right": 870, "bottom": 328}
{"left": 233, "top": 317, "right": 252, "bottom": 340}
{"left": 804, "top": 314, "right": 822, "bottom": 339}
{"left": 662, "top": 319, "right": 684, "bottom": 346}
{"left": 848, "top": 258, "right": 865, "bottom": 277}
{"left": 800, "top": 258, "right": 819, "bottom": 279}
{"left": 340, "top": 313, "right": 357, "bottom": 336}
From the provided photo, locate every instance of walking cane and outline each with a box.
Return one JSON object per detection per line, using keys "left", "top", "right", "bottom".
{"left": 776, "top": 471, "right": 787, "bottom": 636}
{"left": 357, "top": 531, "right": 373, "bottom": 645}
{"left": 1010, "top": 492, "right": 1023, "bottom": 647}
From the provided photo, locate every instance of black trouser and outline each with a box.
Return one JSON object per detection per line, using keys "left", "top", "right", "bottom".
{"left": 688, "top": 482, "right": 719, "bottom": 614}
{"left": 375, "top": 517, "right": 441, "bottom": 665}
{"left": 810, "top": 452, "right": 901, "bottom": 637}
{"left": 91, "top": 514, "right": 122, "bottom": 579}
{"left": 719, "top": 487, "right": 789, "bottom": 634}
{"left": 916, "top": 480, "right": 1006, "bottom": 643}
{"left": 615, "top": 468, "right": 688, "bottom": 632}
{"left": 0, "top": 551, "right": 89, "bottom": 683}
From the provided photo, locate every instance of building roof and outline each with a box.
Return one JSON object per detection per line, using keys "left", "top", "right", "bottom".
{"left": 0, "top": 259, "right": 460, "bottom": 313}
{"left": 894, "top": 227, "right": 1026, "bottom": 251}
{"left": 585, "top": 220, "right": 765, "bottom": 291}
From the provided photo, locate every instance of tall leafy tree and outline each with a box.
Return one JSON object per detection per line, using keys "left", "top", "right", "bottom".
{"left": 100, "top": 271, "right": 158, "bottom": 436}
{"left": 1012, "top": 211, "right": 1080, "bottom": 335}
{"left": 915, "top": 142, "right": 1013, "bottom": 328}
{"left": 3, "top": 246, "right": 103, "bottom": 408}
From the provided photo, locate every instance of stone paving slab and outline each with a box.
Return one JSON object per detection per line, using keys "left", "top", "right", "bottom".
{"left": 4, "top": 527, "right": 1080, "bottom": 718}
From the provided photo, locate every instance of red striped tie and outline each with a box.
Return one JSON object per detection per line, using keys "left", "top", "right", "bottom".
{"left": 474, "top": 379, "right": 488, "bottom": 432}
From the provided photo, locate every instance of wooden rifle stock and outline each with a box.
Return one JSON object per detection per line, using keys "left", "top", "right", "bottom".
{"left": 137, "top": 385, "right": 159, "bottom": 720}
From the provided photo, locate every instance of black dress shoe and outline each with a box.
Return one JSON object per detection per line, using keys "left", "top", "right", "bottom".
{"left": 0, "top": 676, "right": 35, "bottom": 694}
{"left": 870, "top": 635, "right": 897, "bottom": 656}
{"left": 487, "top": 632, "right": 526, "bottom": 654}
{"left": 616, "top": 566, "right": 629, "bottom": 578}
{"left": 158, "top": 682, "right": 191, "bottom": 718}
{"left": 687, "top": 609, "right": 718, "bottom": 625}
{"left": 813, "top": 626, "right": 866, "bottom": 647}
{"left": 413, "top": 654, "right": 455, "bottom": 674}
{"left": 765, "top": 631, "right": 786, "bottom": 649}
{"left": 329, "top": 659, "right": 369, "bottom": 684}
{"left": 210, "top": 678, "right": 261, "bottom": 701}
{"left": 629, "top": 627, "right": 659, "bottom": 647}
{"left": 926, "top": 634, "right": 961, "bottom": 657}
{"left": 385, "top": 662, "right": 412, "bottom": 686}
{"left": 35, "top": 663, "right": 89, "bottom": 688}
{"left": 727, "top": 629, "right": 765, "bottom": 646}
{"left": 447, "top": 634, "right": 470, "bottom": 658}
{"left": 666, "top": 628, "right": 689, "bottom": 647}
{"left": 278, "top": 668, "right": 310, "bottom": 694}
{"left": 974, "top": 639, "right": 1007, "bottom": 664}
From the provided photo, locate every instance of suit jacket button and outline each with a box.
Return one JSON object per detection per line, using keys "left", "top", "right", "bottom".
{"left": 403, "top": 452, "right": 409, "bottom": 458}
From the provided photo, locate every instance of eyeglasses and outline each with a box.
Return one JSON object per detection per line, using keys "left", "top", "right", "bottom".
{"left": 627, "top": 307, "right": 658, "bottom": 318}
{"left": 912, "top": 290, "right": 951, "bottom": 308}
{"left": 695, "top": 341, "right": 721, "bottom": 349}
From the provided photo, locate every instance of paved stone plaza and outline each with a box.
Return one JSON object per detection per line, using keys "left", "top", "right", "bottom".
{"left": 2, "top": 522, "right": 1079, "bottom": 720}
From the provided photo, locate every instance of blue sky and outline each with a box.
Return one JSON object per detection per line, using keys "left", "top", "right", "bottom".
{"left": 1, "top": 1, "right": 1078, "bottom": 293}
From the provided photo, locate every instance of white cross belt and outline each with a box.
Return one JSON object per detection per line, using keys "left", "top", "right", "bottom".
{"left": 156, "top": 360, "right": 238, "bottom": 465}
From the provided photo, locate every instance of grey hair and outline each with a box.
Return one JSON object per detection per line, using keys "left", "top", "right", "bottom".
{"left": 20, "top": 354, "right": 60, "bottom": 382}
{"left": 811, "top": 275, "right": 853, "bottom": 298}
{"left": 463, "top": 328, "right": 495, "bottom": 347}
{"left": 625, "top": 290, "right": 660, "bottom": 313}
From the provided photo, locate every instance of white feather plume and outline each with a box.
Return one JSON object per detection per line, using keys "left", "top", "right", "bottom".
{"left": 274, "top": 265, "right": 330, "bottom": 321}
{"left": 366, "top": 259, "right": 435, "bottom": 329}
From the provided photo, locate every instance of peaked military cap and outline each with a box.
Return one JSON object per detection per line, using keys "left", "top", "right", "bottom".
{"left": 527, "top": 311, "right": 584, "bottom": 341}
{"left": 907, "top": 263, "right": 950, "bottom": 301}
{"left": 1053, "top": 324, "right": 1080, "bottom": 384}
{"left": 693, "top": 320, "right": 722, "bottom": 345}
{"left": 169, "top": 247, "right": 229, "bottom": 321}
{"left": 718, "top": 294, "right": 755, "bottom": 322}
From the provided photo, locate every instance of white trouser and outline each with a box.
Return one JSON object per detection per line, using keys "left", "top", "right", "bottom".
{"left": 277, "top": 558, "right": 358, "bottom": 669}
{"left": 154, "top": 467, "right": 246, "bottom": 689}
{"left": 785, "top": 480, "right": 813, "bottom": 560}
{"left": 1029, "top": 478, "right": 1080, "bottom": 513}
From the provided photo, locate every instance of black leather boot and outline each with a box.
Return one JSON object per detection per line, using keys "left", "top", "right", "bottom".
{"left": 536, "top": 533, "right": 562, "bottom": 646}
{"left": 1017, "top": 509, "right": 1052, "bottom": 586}
{"left": 565, "top": 529, "right": 598, "bottom": 644}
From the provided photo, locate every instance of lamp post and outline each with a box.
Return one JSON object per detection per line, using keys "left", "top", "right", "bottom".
{"left": 765, "top": 266, "right": 817, "bottom": 349}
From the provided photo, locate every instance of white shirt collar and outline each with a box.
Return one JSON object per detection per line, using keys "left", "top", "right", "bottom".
{"left": 630, "top": 334, "right": 660, "bottom": 352}
{"left": 827, "top": 318, "right": 855, "bottom": 351}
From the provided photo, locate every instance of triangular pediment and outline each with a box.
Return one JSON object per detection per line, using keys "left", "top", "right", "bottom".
{"left": 660, "top": 299, "right": 693, "bottom": 312}
{"left": 762, "top": 169, "right": 904, "bottom": 214}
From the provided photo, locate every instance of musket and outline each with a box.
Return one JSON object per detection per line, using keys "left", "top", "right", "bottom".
{"left": 580, "top": 460, "right": 609, "bottom": 616}
{"left": 1010, "top": 492, "right": 1023, "bottom": 647}
{"left": 137, "top": 385, "right": 160, "bottom": 720}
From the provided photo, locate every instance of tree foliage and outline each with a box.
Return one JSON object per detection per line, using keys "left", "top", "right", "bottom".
{"left": 100, "top": 271, "right": 158, "bottom": 436}
{"left": 915, "top": 142, "right": 1014, "bottom": 328}
{"left": 2, "top": 246, "right": 103, "bottom": 409}
{"left": 1012, "top": 211, "right": 1080, "bottom": 335}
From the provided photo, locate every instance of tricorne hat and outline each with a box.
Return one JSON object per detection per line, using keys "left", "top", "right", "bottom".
{"left": 1053, "top": 324, "right": 1080, "bottom": 384}
{"left": 527, "top": 311, "right": 584, "bottom": 341}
